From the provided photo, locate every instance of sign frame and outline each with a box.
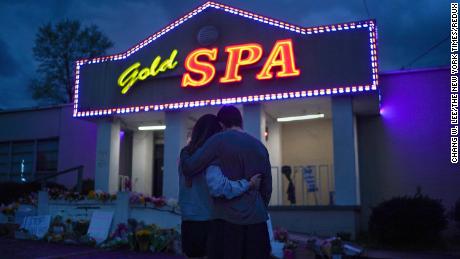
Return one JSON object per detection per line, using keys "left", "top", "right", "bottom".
{"left": 73, "top": 1, "right": 378, "bottom": 118}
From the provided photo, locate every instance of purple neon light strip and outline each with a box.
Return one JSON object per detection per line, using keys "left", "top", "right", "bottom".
{"left": 73, "top": 1, "right": 378, "bottom": 117}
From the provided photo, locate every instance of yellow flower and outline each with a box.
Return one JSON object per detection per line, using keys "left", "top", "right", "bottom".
{"left": 87, "top": 191, "right": 96, "bottom": 199}
{"left": 135, "top": 229, "right": 151, "bottom": 237}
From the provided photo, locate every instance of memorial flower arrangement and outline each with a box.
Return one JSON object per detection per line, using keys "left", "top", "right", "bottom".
{"left": 47, "top": 189, "right": 116, "bottom": 203}
{"left": 99, "top": 219, "right": 180, "bottom": 254}
{"left": 99, "top": 223, "right": 130, "bottom": 249}
{"left": 47, "top": 188, "right": 84, "bottom": 202}
{"left": 40, "top": 216, "right": 92, "bottom": 245}
{"left": 86, "top": 190, "right": 116, "bottom": 202}
{"left": 136, "top": 229, "right": 152, "bottom": 251}
{"left": 123, "top": 178, "right": 132, "bottom": 191}
{"left": 73, "top": 219, "right": 90, "bottom": 237}
{"left": 274, "top": 227, "right": 298, "bottom": 259}
{"left": 18, "top": 192, "right": 38, "bottom": 206}
{"left": 128, "top": 192, "right": 178, "bottom": 213}
{"left": 274, "top": 226, "right": 288, "bottom": 242}
{"left": 7, "top": 190, "right": 181, "bottom": 254}
{"left": 45, "top": 215, "right": 66, "bottom": 242}
{"left": 0, "top": 203, "right": 18, "bottom": 216}
{"left": 305, "top": 235, "right": 362, "bottom": 258}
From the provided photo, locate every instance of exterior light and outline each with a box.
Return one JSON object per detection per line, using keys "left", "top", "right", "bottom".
{"left": 277, "top": 114, "right": 324, "bottom": 122}
{"left": 138, "top": 125, "right": 166, "bottom": 131}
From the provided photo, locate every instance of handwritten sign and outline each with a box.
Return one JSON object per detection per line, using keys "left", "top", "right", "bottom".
{"left": 302, "top": 166, "right": 317, "bottom": 193}
{"left": 15, "top": 205, "right": 36, "bottom": 225}
{"left": 87, "top": 211, "right": 113, "bottom": 244}
{"left": 21, "top": 215, "right": 51, "bottom": 238}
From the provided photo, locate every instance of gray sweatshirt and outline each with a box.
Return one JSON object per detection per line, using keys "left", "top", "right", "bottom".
{"left": 178, "top": 162, "right": 250, "bottom": 221}
{"left": 181, "top": 129, "right": 272, "bottom": 225}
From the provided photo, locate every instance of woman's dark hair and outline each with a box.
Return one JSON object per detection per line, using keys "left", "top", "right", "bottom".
{"left": 187, "top": 114, "right": 223, "bottom": 154}
{"left": 217, "top": 105, "right": 242, "bottom": 128}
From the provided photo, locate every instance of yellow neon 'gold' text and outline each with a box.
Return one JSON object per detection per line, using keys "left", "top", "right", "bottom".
{"left": 118, "top": 49, "right": 178, "bottom": 94}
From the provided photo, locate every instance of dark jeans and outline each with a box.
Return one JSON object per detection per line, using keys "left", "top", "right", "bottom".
{"left": 207, "top": 219, "right": 271, "bottom": 259}
{"left": 181, "top": 220, "right": 209, "bottom": 257}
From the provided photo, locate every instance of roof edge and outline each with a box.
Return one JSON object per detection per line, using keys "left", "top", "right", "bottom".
{"left": 0, "top": 103, "right": 72, "bottom": 115}
{"left": 380, "top": 66, "right": 449, "bottom": 76}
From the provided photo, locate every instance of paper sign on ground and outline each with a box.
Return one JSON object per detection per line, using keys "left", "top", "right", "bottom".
{"left": 87, "top": 211, "right": 113, "bottom": 244}
{"left": 21, "top": 215, "right": 51, "bottom": 238}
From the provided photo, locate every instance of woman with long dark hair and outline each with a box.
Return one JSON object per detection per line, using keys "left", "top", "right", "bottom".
{"left": 178, "top": 114, "right": 260, "bottom": 259}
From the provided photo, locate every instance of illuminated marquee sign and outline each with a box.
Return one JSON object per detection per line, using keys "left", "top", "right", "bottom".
{"left": 182, "top": 39, "right": 300, "bottom": 87}
{"left": 74, "top": 1, "right": 378, "bottom": 117}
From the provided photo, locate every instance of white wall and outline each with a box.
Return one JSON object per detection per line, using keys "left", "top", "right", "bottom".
{"left": 280, "top": 118, "right": 334, "bottom": 205}
{"left": 281, "top": 119, "right": 333, "bottom": 166}
{"left": 132, "top": 131, "right": 153, "bottom": 195}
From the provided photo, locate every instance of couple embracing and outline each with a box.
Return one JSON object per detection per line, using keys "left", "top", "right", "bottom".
{"left": 178, "top": 105, "right": 272, "bottom": 259}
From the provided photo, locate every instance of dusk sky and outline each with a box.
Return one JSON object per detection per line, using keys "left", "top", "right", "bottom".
{"left": 0, "top": 0, "right": 450, "bottom": 109}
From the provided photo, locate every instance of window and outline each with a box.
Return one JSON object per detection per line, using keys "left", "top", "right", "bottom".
{"left": 11, "top": 141, "right": 34, "bottom": 181}
{"left": 0, "top": 138, "right": 59, "bottom": 182}
{"left": 37, "top": 139, "right": 58, "bottom": 173}
{"left": 0, "top": 143, "right": 9, "bottom": 181}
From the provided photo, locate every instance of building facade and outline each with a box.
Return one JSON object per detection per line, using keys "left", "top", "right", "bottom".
{"left": 0, "top": 2, "right": 457, "bottom": 237}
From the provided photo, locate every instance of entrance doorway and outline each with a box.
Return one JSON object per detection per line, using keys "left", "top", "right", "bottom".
{"left": 153, "top": 131, "right": 164, "bottom": 197}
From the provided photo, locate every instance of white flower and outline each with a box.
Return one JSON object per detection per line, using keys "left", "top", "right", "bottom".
{"left": 166, "top": 198, "right": 178, "bottom": 208}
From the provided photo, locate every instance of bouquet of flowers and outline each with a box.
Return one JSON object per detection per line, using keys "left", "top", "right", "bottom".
{"left": 18, "top": 193, "right": 37, "bottom": 206}
{"left": 123, "top": 178, "right": 132, "bottom": 191}
{"left": 74, "top": 219, "right": 90, "bottom": 237}
{"left": 85, "top": 190, "right": 116, "bottom": 202}
{"left": 63, "top": 191, "right": 84, "bottom": 202}
{"left": 111, "top": 223, "right": 129, "bottom": 240}
{"left": 135, "top": 229, "right": 152, "bottom": 251}
{"left": 150, "top": 228, "right": 180, "bottom": 253}
{"left": 152, "top": 197, "right": 166, "bottom": 207}
{"left": 0, "top": 203, "right": 18, "bottom": 216}
{"left": 100, "top": 223, "right": 130, "bottom": 249}
{"left": 274, "top": 227, "right": 288, "bottom": 242}
{"left": 47, "top": 188, "right": 64, "bottom": 200}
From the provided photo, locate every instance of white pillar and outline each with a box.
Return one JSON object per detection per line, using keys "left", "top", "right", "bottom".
{"left": 265, "top": 115, "right": 282, "bottom": 205}
{"left": 243, "top": 103, "right": 265, "bottom": 140}
{"left": 95, "top": 119, "right": 120, "bottom": 193}
{"left": 132, "top": 131, "right": 153, "bottom": 195}
{"left": 332, "top": 96, "right": 360, "bottom": 205}
{"left": 163, "top": 111, "right": 188, "bottom": 199}
{"left": 243, "top": 103, "right": 284, "bottom": 206}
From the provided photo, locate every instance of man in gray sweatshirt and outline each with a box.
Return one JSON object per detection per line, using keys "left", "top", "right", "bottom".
{"left": 181, "top": 105, "right": 272, "bottom": 259}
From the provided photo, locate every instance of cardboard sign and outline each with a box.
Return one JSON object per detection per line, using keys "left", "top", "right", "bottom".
{"left": 21, "top": 215, "right": 51, "bottom": 238}
{"left": 87, "top": 211, "right": 113, "bottom": 244}
{"left": 302, "top": 166, "right": 317, "bottom": 193}
{"left": 15, "top": 205, "right": 36, "bottom": 225}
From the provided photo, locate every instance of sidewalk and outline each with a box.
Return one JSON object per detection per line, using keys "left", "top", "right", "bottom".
{"left": 364, "top": 249, "right": 460, "bottom": 259}
{"left": 0, "top": 237, "right": 185, "bottom": 259}
{"left": 289, "top": 232, "right": 460, "bottom": 259}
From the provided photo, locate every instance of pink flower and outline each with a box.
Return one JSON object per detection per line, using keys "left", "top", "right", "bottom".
{"left": 152, "top": 197, "right": 166, "bottom": 207}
